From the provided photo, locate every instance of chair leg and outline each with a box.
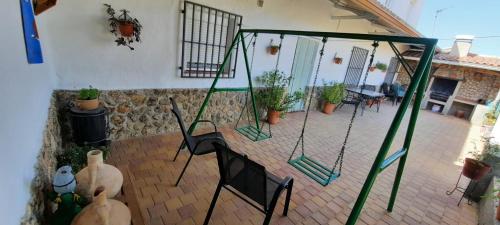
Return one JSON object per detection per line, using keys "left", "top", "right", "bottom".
{"left": 203, "top": 182, "right": 223, "bottom": 225}
{"left": 175, "top": 152, "right": 194, "bottom": 186}
{"left": 263, "top": 211, "right": 275, "bottom": 225}
{"left": 283, "top": 179, "right": 294, "bottom": 216}
{"left": 173, "top": 140, "right": 185, "bottom": 162}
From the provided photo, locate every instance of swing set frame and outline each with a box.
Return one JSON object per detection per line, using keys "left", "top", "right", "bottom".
{"left": 188, "top": 28, "right": 437, "bottom": 225}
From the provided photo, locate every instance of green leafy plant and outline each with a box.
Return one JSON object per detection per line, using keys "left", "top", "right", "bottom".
{"left": 56, "top": 145, "right": 110, "bottom": 172}
{"left": 375, "top": 62, "right": 388, "bottom": 72}
{"left": 255, "top": 70, "right": 304, "bottom": 114}
{"left": 321, "top": 80, "right": 345, "bottom": 105}
{"left": 78, "top": 86, "right": 100, "bottom": 100}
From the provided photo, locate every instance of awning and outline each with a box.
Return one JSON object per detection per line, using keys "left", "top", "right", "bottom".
{"left": 330, "top": 0, "right": 422, "bottom": 37}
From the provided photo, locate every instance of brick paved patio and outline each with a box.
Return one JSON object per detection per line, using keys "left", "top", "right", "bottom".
{"left": 108, "top": 103, "right": 478, "bottom": 225}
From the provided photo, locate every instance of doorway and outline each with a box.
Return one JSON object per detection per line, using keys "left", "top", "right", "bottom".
{"left": 288, "top": 37, "right": 320, "bottom": 112}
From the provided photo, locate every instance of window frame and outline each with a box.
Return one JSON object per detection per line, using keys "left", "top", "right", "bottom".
{"left": 179, "top": 1, "right": 243, "bottom": 79}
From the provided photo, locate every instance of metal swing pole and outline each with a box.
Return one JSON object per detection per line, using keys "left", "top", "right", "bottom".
{"left": 346, "top": 43, "right": 436, "bottom": 225}
{"left": 240, "top": 32, "right": 261, "bottom": 132}
{"left": 387, "top": 52, "right": 433, "bottom": 211}
{"left": 188, "top": 33, "right": 242, "bottom": 134}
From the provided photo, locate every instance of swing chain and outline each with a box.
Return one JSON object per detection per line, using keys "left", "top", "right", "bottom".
{"left": 330, "top": 41, "right": 380, "bottom": 177}
{"left": 289, "top": 37, "right": 327, "bottom": 160}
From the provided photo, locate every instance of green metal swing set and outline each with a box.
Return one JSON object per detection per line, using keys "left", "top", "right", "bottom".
{"left": 188, "top": 29, "right": 436, "bottom": 225}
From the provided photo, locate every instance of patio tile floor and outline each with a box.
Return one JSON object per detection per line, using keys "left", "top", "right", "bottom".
{"left": 108, "top": 103, "right": 479, "bottom": 225}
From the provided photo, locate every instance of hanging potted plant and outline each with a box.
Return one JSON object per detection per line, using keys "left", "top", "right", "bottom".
{"left": 333, "top": 57, "right": 343, "bottom": 64}
{"left": 76, "top": 86, "right": 100, "bottom": 110}
{"left": 375, "top": 62, "right": 388, "bottom": 72}
{"left": 268, "top": 39, "right": 280, "bottom": 55}
{"left": 104, "top": 4, "right": 142, "bottom": 50}
{"left": 321, "top": 81, "right": 345, "bottom": 114}
{"left": 255, "top": 70, "right": 304, "bottom": 124}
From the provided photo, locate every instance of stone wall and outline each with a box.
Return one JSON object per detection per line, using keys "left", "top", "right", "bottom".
{"left": 55, "top": 88, "right": 250, "bottom": 143}
{"left": 396, "top": 62, "right": 500, "bottom": 102}
{"left": 21, "top": 94, "right": 62, "bottom": 225}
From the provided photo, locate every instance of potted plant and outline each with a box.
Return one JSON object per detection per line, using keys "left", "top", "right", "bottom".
{"left": 375, "top": 62, "right": 388, "bottom": 72}
{"left": 104, "top": 4, "right": 142, "bottom": 50}
{"left": 463, "top": 146, "right": 493, "bottom": 181}
{"left": 77, "top": 86, "right": 100, "bottom": 110}
{"left": 368, "top": 66, "right": 376, "bottom": 72}
{"left": 255, "top": 70, "right": 304, "bottom": 124}
{"left": 333, "top": 57, "right": 343, "bottom": 64}
{"left": 268, "top": 39, "right": 280, "bottom": 55}
{"left": 321, "top": 81, "right": 345, "bottom": 114}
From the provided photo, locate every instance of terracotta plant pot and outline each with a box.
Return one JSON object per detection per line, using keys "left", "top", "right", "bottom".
{"left": 322, "top": 102, "right": 336, "bottom": 114}
{"left": 77, "top": 99, "right": 99, "bottom": 110}
{"left": 369, "top": 67, "right": 376, "bottom": 72}
{"left": 462, "top": 158, "right": 491, "bottom": 181}
{"left": 118, "top": 22, "right": 134, "bottom": 37}
{"left": 269, "top": 46, "right": 279, "bottom": 55}
{"left": 333, "top": 57, "right": 343, "bottom": 64}
{"left": 267, "top": 109, "right": 281, "bottom": 124}
{"left": 455, "top": 110, "right": 466, "bottom": 119}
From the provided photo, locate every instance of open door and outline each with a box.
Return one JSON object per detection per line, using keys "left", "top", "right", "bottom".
{"left": 289, "top": 37, "right": 319, "bottom": 112}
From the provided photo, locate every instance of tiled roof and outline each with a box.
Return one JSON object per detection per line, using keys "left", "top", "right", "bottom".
{"left": 402, "top": 49, "right": 500, "bottom": 70}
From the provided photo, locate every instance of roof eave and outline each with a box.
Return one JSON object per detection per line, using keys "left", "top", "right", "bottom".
{"left": 404, "top": 56, "right": 500, "bottom": 73}
{"left": 349, "top": 0, "right": 422, "bottom": 37}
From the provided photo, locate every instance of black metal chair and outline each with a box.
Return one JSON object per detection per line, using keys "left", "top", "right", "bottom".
{"left": 204, "top": 142, "right": 294, "bottom": 225}
{"left": 170, "top": 98, "right": 226, "bottom": 186}
{"left": 337, "top": 90, "right": 361, "bottom": 111}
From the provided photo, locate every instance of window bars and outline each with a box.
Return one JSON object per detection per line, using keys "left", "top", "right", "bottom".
{"left": 344, "top": 46, "right": 369, "bottom": 87}
{"left": 180, "top": 1, "right": 243, "bottom": 78}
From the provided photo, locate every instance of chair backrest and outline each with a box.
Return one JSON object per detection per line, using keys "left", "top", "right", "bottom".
{"left": 170, "top": 98, "right": 195, "bottom": 150}
{"left": 212, "top": 142, "right": 268, "bottom": 209}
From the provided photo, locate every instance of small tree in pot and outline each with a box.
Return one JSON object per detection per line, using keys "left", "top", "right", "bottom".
{"left": 255, "top": 70, "right": 303, "bottom": 124}
{"left": 321, "top": 81, "right": 345, "bottom": 114}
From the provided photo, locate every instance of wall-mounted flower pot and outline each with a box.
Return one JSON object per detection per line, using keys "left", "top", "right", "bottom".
{"left": 269, "top": 46, "right": 279, "bottom": 55}
{"left": 77, "top": 99, "right": 99, "bottom": 111}
{"left": 369, "top": 67, "right": 376, "bottom": 72}
{"left": 462, "top": 158, "right": 491, "bottom": 180}
{"left": 333, "top": 57, "right": 343, "bottom": 64}
{"left": 267, "top": 109, "right": 281, "bottom": 124}
{"left": 118, "top": 22, "right": 134, "bottom": 37}
{"left": 322, "top": 102, "right": 336, "bottom": 114}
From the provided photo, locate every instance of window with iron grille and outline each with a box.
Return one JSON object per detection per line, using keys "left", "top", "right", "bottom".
{"left": 344, "top": 46, "right": 369, "bottom": 87}
{"left": 180, "top": 1, "right": 243, "bottom": 78}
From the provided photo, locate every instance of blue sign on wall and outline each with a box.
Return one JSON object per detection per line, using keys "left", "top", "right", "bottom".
{"left": 20, "top": 0, "right": 43, "bottom": 64}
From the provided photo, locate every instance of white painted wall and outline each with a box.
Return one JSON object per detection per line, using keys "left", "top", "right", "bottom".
{"left": 0, "top": 1, "right": 56, "bottom": 225}
{"left": 43, "top": 0, "right": 405, "bottom": 90}
{"left": 378, "top": 0, "right": 424, "bottom": 27}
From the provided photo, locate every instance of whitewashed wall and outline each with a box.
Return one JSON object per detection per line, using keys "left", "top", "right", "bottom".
{"left": 377, "top": 0, "right": 424, "bottom": 27}
{"left": 0, "top": 1, "right": 56, "bottom": 225}
{"left": 42, "top": 0, "right": 406, "bottom": 90}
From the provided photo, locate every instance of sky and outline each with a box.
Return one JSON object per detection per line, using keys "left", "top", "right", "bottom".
{"left": 416, "top": 0, "right": 500, "bottom": 56}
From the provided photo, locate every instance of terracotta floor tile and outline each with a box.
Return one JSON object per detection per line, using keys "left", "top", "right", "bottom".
{"left": 109, "top": 103, "right": 479, "bottom": 224}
